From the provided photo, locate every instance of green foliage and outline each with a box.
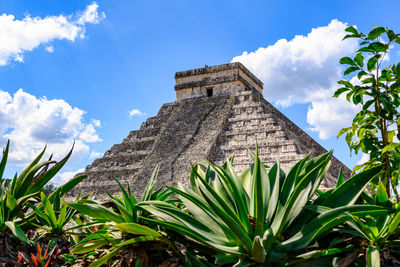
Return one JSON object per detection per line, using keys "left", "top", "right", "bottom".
{"left": 0, "top": 140, "right": 77, "bottom": 245}
{"left": 138, "top": 150, "right": 387, "bottom": 265}
{"left": 68, "top": 166, "right": 178, "bottom": 266}
{"left": 27, "top": 192, "right": 84, "bottom": 239}
{"left": 334, "top": 26, "right": 400, "bottom": 198}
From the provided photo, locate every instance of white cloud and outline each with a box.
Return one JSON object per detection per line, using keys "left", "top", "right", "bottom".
{"left": 0, "top": 2, "right": 104, "bottom": 66}
{"left": 357, "top": 153, "right": 369, "bottom": 165}
{"left": 0, "top": 89, "right": 102, "bottom": 166}
{"left": 90, "top": 151, "right": 102, "bottom": 158}
{"left": 45, "top": 45, "right": 54, "bottom": 53}
{"left": 77, "top": 2, "right": 106, "bottom": 25}
{"left": 307, "top": 94, "right": 360, "bottom": 139}
{"left": 54, "top": 168, "right": 85, "bottom": 186}
{"left": 232, "top": 19, "right": 360, "bottom": 139}
{"left": 91, "top": 119, "right": 101, "bottom": 127}
{"left": 128, "top": 109, "right": 144, "bottom": 118}
{"left": 79, "top": 124, "right": 102, "bottom": 143}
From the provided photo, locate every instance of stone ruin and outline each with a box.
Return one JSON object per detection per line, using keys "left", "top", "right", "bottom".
{"left": 70, "top": 62, "right": 351, "bottom": 198}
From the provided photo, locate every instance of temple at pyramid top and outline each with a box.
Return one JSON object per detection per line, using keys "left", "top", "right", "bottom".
{"left": 70, "top": 62, "right": 351, "bottom": 199}
{"left": 175, "top": 62, "right": 263, "bottom": 101}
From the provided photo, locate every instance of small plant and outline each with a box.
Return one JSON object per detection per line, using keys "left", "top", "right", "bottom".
{"left": 14, "top": 242, "right": 59, "bottom": 267}
{"left": 334, "top": 26, "right": 400, "bottom": 198}
{"left": 27, "top": 192, "right": 81, "bottom": 239}
{"left": 0, "top": 141, "right": 73, "bottom": 251}
{"left": 69, "top": 165, "right": 179, "bottom": 266}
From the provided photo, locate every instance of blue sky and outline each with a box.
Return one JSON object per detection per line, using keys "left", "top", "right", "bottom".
{"left": 1, "top": 0, "right": 400, "bottom": 184}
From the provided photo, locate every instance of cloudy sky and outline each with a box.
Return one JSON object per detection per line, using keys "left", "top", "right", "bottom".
{"left": 1, "top": 0, "right": 400, "bottom": 185}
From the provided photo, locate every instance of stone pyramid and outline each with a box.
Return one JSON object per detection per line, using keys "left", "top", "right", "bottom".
{"left": 71, "top": 62, "right": 351, "bottom": 198}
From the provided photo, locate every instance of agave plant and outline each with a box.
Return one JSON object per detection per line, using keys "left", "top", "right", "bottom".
{"left": 0, "top": 140, "right": 80, "bottom": 253}
{"left": 319, "top": 182, "right": 400, "bottom": 267}
{"left": 138, "top": 149, "right": 390, "bottom": 265}
{"left": 26, "top": 192, "right": 87, "bottom": 241}
{"left": 68, "top": 165, "right": 179, "bottom": 266}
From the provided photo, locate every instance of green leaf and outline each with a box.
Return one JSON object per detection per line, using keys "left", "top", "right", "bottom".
{"left": 382, "top": 143, "right": 400, "bottom": 154}
{"left": 29, "top": 144, "right": 74, "bottom": 193}
{"left": 367, "top": 55, "right": 380, "bottom": 71}
{"left": 323, "top": 166, "right": 381, "bottom": 207}
{"left": 68, "top": 202, "right": 125, "bottom": 224}
{"left": 337, "top": 127, "right": 351, "bottom": 138}
{"left": 345, "top": 26, "right": 359, "bottom": 35}
{"left": 333, "top": 87, "right": 350, "bottom": 97}
{"left": 113, "top": 223, "right": 162, "bottom": 237}
{"left": 0, "top": 140, "right": 9, "bottom": 180}
{"left": 141, "top": 163, "right": 160, "bottom": 201}
{"left": 369, "top": 42, "right": 387, "bottom": 53}
{"left": 5, "top": 221, "right": 30, "bottom": 244}
{"left": 340, "top": 57, "right": 355, "bottom": 65}
{"left": 354, "top": 53, "right": 364, "bottom": 67}
{"left": 375, "top": 182, "right": 389, "bottom": 205}
{"left": 251, "top": 235, "right": 266, "bottom": 263}
{"left": 357, "top": 70, "right": 368, "bottom": 79}
{"left": 344, "top": 66, "right": 359, "bottom": 76}
{"left": 367, "top": 27, "right": 385, "bottom": 40}
{"left": 366, "top": 245, "right": 380, "bottom": 267}
{"left": 41, "top": 192, "right": 57, "bottom": 228}
{"left": 252, "top": 146, "right": 268, "bottom": 236}
{"left": 71, "top": 239, "right": 111, "bottom": 254}
{"left": 336, "top": 168, "right": 344, "bottom": 187}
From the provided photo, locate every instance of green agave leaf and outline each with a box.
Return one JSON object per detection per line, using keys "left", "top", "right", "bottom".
{"left": 68, "top": 202, "right": 125, "bottom": 224}
{"left": 192, "top": 166, "right": 248, "bottom": 237}
{"left": 265, "top": 161, "right": 280, "bottom": 229}
{"left": 141, "top": 163, "right": 160, "bottom": 202}
{"left": 15, "top": 145, "right": 46, "bottom": 188}
{"left": 114, "top": 222, "right": 162, "bottom": 237}
{"left": 251, "top": 235, "right": 266, "bottom": 263}
{"left": 41, "top": 192, "right": 57, "bottom": 228}
{"left": 5, "top": 221, "right": 30, "bottom": 244}
{"left": 252, "top": 146, "right": 269, "bottom": 236}
{"left": 0, "top": 140, "right": 9, "bottom": 180}
{"left": 215, "top": 253, "right": 238, "bottom": 265}
{"left": 275, "top": 152, "right": 331, "bottom": 234}
{"left": 113, "top": 177, "right": 136, "bottom": 222}
{"left": 322, "top": 165, "right": 381, "bottom": 207}
{"left": 29, "top": 144, "right": 74, "bottom": 194}
{"left": 280, "top": 205, "right": 389, "bottom": 251}
{"left": 115, "top": 235, "right": 161, "bottom": 248}
{"left": 26, "top": 202, "right": 51, "bottom": 227}
{"left": 336, "top": 168, "right": 344, "bottom": 187}
{"left": 366, "top": 245, "right": 380, "bottom": 267}
{"left": 71, "top": 239, "right": 112, "bottom": 254}
{"left": 143, "top": 216, "right": 243, "bottom": 255}
{"left": 211, "top": 161, "right": 252, "bottom": 233}
{"left": 375, "top": 182, "right": 389, "bottom": 205}
{"left": 56, "top": 197, "right": 67, "bottom": 228}
{"left": 196, "top": 183, "right": 253, "bottom": 252}
{"left": 15, "top": 161, "right": 53, "bottom": 198}
{"left": 172, "top": 184, "right": 234, "bottom": 239}
{"left": 54, "top": 175, "right": 86, "bottom": 198}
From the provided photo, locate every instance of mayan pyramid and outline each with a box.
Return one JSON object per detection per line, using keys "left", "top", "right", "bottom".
{"left": 71, "top": 62, "right": 351, "bottom": 198}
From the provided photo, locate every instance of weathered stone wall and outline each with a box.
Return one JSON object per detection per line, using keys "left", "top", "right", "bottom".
{"left": 175, "top": 62, "right": 263, "bottom": 101}
{"left": 213, "top": 89, "right": 351, "bottom": 190}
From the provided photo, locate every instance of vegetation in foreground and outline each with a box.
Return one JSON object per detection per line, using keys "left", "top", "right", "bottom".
{"left": 0, "top": 25, "right": 400, "bottom": 266}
